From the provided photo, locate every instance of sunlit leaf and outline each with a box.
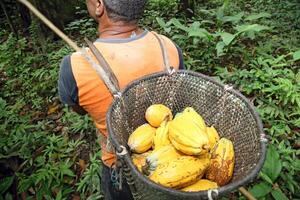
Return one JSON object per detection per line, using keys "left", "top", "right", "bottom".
{"left": 222, "top": 12, "right": 244, "bottom": 24}
{"left": 235, "top": 24, "right": 270, "bottom": 34}
{"left": 293, "top": 49, "right": 300, "bottom": 61}
{"left": 245, "top": 12, "right": 271, "bottom": 21}
{"left": 216, "top": 41, "right": 226, "bottom": 57}
{"left": 271, "top": 188, "right": 289, "bottom": 200}
{"left": 249, "top": 182, "right": 272, "bottom": 198}
{"left": 219, "top": 32, "right": 236, "bottom": 45}
{"left": 262, "top": 145, "right": 282, "bottom": 182}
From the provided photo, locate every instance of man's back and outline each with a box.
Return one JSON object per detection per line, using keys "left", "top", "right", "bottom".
{"left": 59, "top": 30, "right": 183, "bottom": 166}
{"left": 59, "top": 1, "right": 184, "bottom": 199}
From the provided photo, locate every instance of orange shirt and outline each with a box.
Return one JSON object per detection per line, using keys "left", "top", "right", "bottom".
{"left": 58, "top": 31, "right": 183, "bottom": 167}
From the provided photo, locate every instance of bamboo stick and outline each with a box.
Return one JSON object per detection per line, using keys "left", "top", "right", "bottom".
{"left": 239, "top": 187, "right": 257, "bottom": 200}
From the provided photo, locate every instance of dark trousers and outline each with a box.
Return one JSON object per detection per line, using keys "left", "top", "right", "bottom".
{"left": 101, "top": 165, "right": 134, "bottom": 200}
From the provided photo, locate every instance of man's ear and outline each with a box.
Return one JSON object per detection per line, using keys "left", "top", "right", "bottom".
{"left": 95, "top": 0, "right": 105, "bottom": 18}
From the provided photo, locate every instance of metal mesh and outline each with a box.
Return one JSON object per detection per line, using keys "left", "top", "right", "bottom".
{"left": 107, "top": 71, "right": 266, "bottom": 200}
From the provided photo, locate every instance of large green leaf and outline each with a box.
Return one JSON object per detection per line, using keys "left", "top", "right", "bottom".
{"left": 259, "top": 172, "right": 274, "bottom": 185}
{"left": 271, "top": 189, "right": 289, "bottom": 200}
{"left": 0, "top": 176, "right": 14, "bottom": 194}
{"left": 293, "top": 50, "right": 300, "bottom": 61}
{"left": 222, "top": 12, "right": 244, "bottom": 24}
{"left": 235, "top": 24, "right": 270, "bottom": 34}
{"left": 261, "top": 145, "right": 282, "bottom": 182}
{"left": 219, "top": 32, "right": 236, "bottom": 45}
{"left": 156, "top": 17, "right": 166, "bottom": 28}
{"left": 216, "top": 41, "right": 226, "bottom": 57}
{"left": 245, "top": 12, "right": 271, "bottom": 21}
{"left": 249, "top": 182, "right": 272, "bottom": 198}
{"left": 169, "top": 18, "right": 189, "bottom": 32}
{"left": 188, "top": 28, "right": 210, "bottom": 39}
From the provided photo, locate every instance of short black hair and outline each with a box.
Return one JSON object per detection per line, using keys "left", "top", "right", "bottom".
{"left": 103, "top": 0, "right": 147, "bottom": 24}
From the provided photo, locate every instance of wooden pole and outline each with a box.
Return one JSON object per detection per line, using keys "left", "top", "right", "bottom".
{"left": 16, "top": 0, "right": 80, "bottom": 52}
{"left": 239, "top": 187, "right": 257, "bottom": 200}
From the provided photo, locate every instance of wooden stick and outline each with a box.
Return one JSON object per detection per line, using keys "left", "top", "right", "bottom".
{"left": 239, "top": 187, "right": 257, "bottom": 200}
{"left": 17, "top": 0, "right": 81, "bottom": 52}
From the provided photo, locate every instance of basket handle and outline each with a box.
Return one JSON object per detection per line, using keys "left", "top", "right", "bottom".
{"left": 152, "top": 32, "right": 175, "bottom": 75}
{"left": 84, "top": 38, "right": 121, "bottom": 98}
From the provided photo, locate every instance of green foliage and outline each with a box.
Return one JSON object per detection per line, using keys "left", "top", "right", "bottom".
{"left": 154, "top": 0, "right": 300, "bottom": 199}
{"left": 64, "top": 7, "right": 97, "bottom": 40}
{"left": 77, "top": 152, "right": 103, "bottom": 200}
{"left": 0, "top": 31, "right": 98, "bottom": 199}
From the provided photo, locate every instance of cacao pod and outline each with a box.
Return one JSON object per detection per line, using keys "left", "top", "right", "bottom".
{"left": 182, "top": 179, "right": 218, "bottom": 192}
{"left": 131, "top": 151, "right": 152, "bottom": 173}
{"left": 145, "top": 104, "right": 173, "bottom": 127}
{"left": 153, "top": 121, "right": 171, "bottom": 149}
{"left": 128, "top": 124, "right": 156, "bottom": 153}
{"left": 206, "top": 126, "right": 220, "bottom": 150}
{"left": 206, "top": 138, "right": 235, "bottom": 186}
{"left": 182, "top": 107, "right": 206, "bottom": 131}
{"left": 145, "top": 144, "right": 181, "bottom": 172}
{"left": 169, "top": 117, "right": 209, "bottom": 155}
{"left": 149, "top": 156, "right": 210, "bottom": 189}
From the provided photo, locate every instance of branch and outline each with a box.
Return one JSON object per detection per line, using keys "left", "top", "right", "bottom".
{"left": 239, "top": 187, "right": 257, "bottom": 200}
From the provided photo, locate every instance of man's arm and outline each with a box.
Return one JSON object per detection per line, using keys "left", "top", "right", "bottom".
{"left": 58, "top": 55, "right": 87, "bottom": 115}
{"left": 175, "top": 44, "right": 185, "bottom": 70}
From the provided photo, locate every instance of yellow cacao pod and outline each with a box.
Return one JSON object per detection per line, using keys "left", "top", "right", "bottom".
{"left": 182, "top": 179, "right": 218, "bottom": 192}
{"left": 206, "top": 126, "right": 220, "bottom": 150}
{"left": 145, "top": 104, "right": 173, "bottom": 127}
{"left": 149, "top": 156, "right": 210, "bottom": 189}
{"left": 169, "top": 135, "right": 204, "bottom": 155}
{"left": 131, "top": 151, "right": 152, "bottom": 173}
{"left": 145, "top": 144, "right": 181, "bottom": 172}
{"left": 169, "top": 118, "right": 209, "bottom": 155}
{"left": 206, "top": 138, "right": 235, "bottom": 186}
{"left": 128, "top": 124, "right": 156, "bottom": 153}
{"left": 182, "top": 107, "right": 207, "bottom": 131}
{"left": 153, "top": 121, "right": 171, "bottom": 149}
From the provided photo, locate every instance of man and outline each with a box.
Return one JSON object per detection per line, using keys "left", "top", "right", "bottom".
{"left": 58, "top": 0, "right": 184, "bottom": 199}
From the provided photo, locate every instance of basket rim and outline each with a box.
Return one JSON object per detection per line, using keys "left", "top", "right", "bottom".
{"left": 106, "top": 70, "right": 267, "bottom": 197}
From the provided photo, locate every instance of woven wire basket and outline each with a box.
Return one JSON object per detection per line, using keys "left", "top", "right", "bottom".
{"left": 107, "top": 70, "right": 267, "bottom": 200}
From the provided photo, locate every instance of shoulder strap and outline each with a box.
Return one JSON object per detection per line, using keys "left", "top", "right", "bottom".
{"left": 81, "top": 38, "right": 121, "bottom": 98}
{"left": 151, "top": 32, "right": 175, "bottom": 75}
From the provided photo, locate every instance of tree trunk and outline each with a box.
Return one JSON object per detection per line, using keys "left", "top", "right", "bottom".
{"left": 180, "top": 0, "right": 195, "bottom": 18}
{"left": 0, "top": 0, "right": 18, "bottom": 38}
{"left": 18, "top": 2, "right": 32, "bottom": 36}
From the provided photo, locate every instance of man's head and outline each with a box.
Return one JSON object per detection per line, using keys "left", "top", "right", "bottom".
{"left": 86, "top": 0, "right": 147, "bottom": 24}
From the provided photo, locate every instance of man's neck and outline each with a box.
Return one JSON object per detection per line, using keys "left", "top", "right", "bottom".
{"left": 98, "top": 21, "right": 142, "bottom": 39}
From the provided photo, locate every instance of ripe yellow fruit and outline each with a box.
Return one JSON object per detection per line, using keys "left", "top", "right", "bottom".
{"left": 168, "top": 117, "right": 210, "bottom": 155}
{"left": 169, "top": 135, "right": 205, "bottom": 155}
{"left": 206, "top": 126, "right": 220, "bottom": 150}
{"left": 149, "top": 156, "right": 210, "bottom": 189}
{"left": 128, "top": 124, "right": 156, "bottom": 153}
{"left": 145, "top": 144, "right": 182, "bottom": 172}
{"left": 131, "top": 151, "right": 152, "bottom": 172}
{"left": 182, "top": 107, "right": 206, "bottom": 131}
{"left": 153, "top": 121, "right": 171, "bottom": 149}
{"left": 145, "top": 104, "right": 173, "bottom": 127}
{"left": 206, "top": 138, "right": 235, "bottom": 186}
{"left": 181, "top": 179, "right": 218, "bottom": 192}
